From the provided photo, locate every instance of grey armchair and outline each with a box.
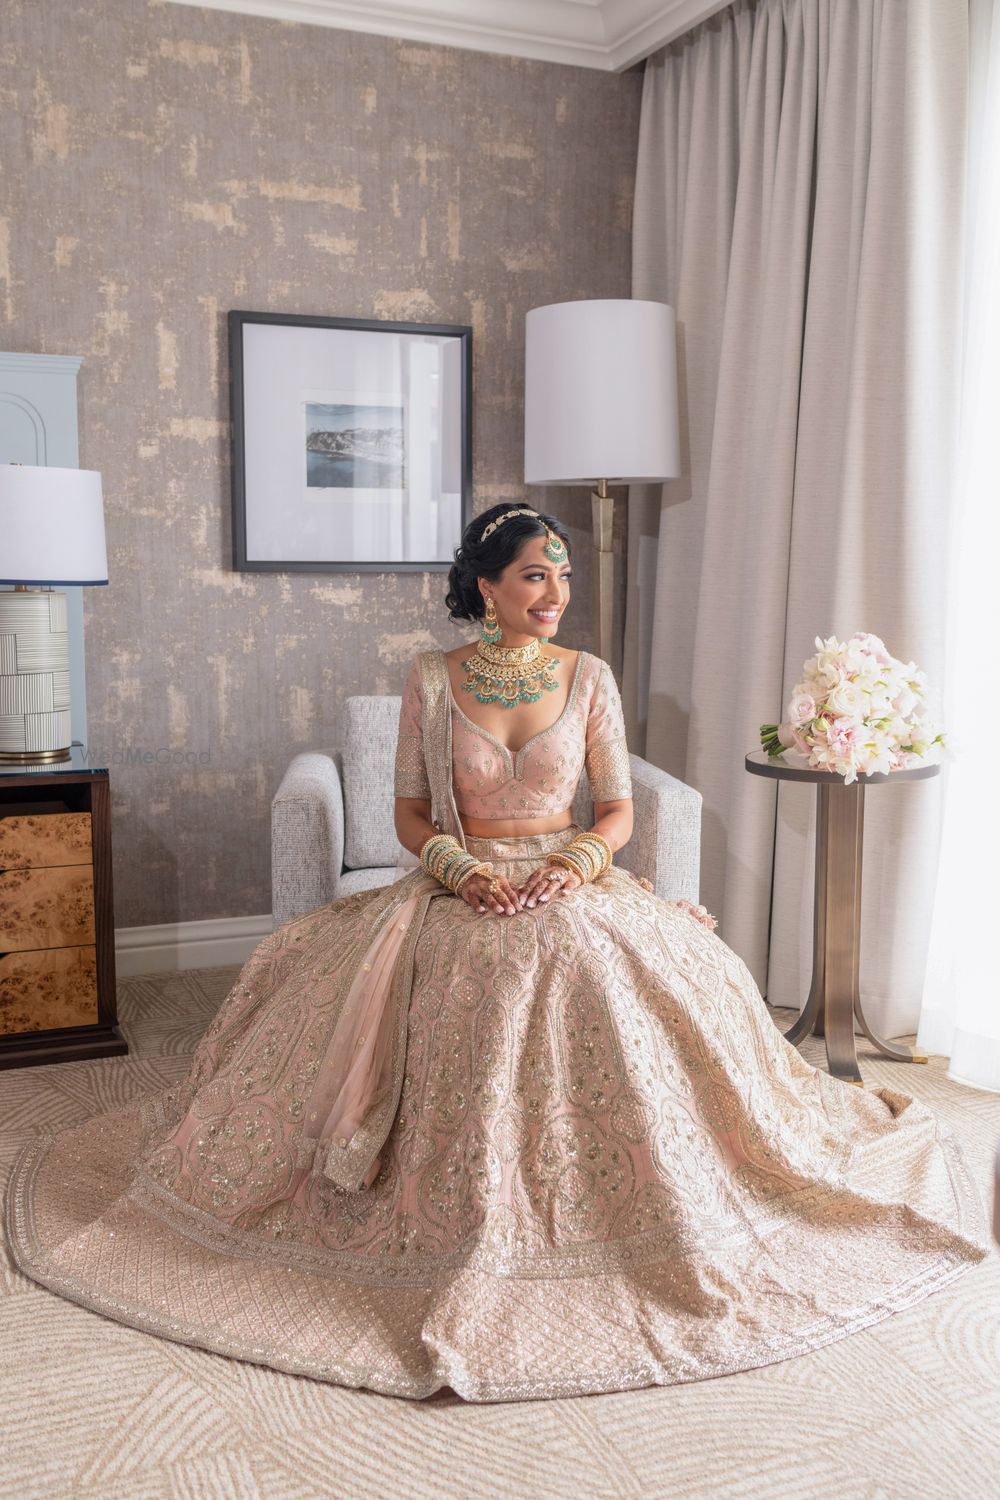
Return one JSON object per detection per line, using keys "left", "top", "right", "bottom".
{"left": 271, "top": 693, "right": 702, "bottom": 926}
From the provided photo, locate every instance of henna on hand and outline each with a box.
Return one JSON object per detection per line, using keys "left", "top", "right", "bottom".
{"left": 516, "top": 863, "right": 583, "bottom": 907}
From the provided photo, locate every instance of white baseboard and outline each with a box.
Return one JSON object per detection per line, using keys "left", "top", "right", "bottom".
{"left": 115, "top": 913, "right": 275, "bottom": 977}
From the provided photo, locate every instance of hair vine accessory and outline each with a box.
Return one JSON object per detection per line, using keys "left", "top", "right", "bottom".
{"left": 477, "top": 507, "right": 537, "bottom": 543}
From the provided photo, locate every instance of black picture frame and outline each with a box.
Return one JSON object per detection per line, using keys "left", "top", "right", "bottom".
{"left": 229, "top": 310, "right": 472, "bottom": 572}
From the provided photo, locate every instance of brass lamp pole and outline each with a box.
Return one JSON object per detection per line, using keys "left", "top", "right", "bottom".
{"left": 592, "top": 478, "right": 615, "bottom": 669}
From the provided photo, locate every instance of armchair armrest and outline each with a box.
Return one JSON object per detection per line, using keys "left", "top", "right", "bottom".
{"left": 271, "top": 750, "right": 345, "bottom": 925}
{"left": 614, "top": 754, "right": 702, "bottom": 902}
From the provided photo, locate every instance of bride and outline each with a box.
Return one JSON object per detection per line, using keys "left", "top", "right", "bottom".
{"left": 6, "top": 503, "right": 988, "bottom": 1402}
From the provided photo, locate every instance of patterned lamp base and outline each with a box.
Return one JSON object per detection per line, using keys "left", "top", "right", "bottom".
{"left": 0, "top": 591, "right": 72, "bottom": 761}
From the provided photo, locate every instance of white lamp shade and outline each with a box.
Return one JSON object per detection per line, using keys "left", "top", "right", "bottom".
{"left": 524, "top": 298, "right": 680, "bottom": 485}
{"left": 0, "top": 464, "right": 108, "bottom": 585}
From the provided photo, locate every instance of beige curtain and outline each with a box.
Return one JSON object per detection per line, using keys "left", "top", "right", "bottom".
{"left": 627, "top": 0, "right": 968, "bottom": 1038}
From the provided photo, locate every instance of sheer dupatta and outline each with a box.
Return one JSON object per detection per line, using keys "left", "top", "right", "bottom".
{"left": 299, "top": 650, "right": 462, "bottom": 1191}
{"left": 392, "top": 648, "right": 467, "bottom": 878}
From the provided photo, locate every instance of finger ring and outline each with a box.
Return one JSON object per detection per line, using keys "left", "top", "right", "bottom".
{"left": 487, "top": 879, "right": 501, "bottom": 897}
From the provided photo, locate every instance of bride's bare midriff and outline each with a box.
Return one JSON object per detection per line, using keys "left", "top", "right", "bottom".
{"left": 459, "top": 812, "right": 575, "bottom": 838}
{"left": 448, "top": 642, "right": 578, "bottom": 840}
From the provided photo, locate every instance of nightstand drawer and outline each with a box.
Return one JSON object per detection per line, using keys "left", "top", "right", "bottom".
{"left": 0, "top": 865, "right": 96, "bottom": 951}
{"left": 0, "top": 812, "right": 92, "bottom": 872}
{"left": 0, "top": 763, "right": 125, "bottom": 1068}
{"left": 0, "top": 945, "right": 98, "bottom": 1033}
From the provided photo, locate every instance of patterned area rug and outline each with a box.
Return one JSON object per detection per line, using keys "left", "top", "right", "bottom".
{"left": 2, "top": 966, "right": 998, "bottom": 1500}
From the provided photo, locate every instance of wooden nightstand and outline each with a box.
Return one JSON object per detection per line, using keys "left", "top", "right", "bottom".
{"left": 0, "top": 748, "right": 127, "bottom": 1067}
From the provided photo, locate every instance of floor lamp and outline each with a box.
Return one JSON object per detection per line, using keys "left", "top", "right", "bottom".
{"left": 524, "top": 299, "right": 680, "bottom": 669}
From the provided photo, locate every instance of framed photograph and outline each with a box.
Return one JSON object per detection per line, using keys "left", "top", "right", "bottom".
{"left": 229, "top": 310, "right": 472, "bottom": 572}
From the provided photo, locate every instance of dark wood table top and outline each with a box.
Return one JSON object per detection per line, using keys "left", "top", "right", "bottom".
{"left": 745, "top": 748, "right": 941, "bottom": 786}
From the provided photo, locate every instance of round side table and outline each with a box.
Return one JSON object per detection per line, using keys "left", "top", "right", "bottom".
{"left": 745, "top": 749, "right": 940, "bottom": 1086}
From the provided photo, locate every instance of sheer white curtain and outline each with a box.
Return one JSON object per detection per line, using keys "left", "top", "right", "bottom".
{"left": 916, "top": 0, "right": 1000, "bottom": 1093}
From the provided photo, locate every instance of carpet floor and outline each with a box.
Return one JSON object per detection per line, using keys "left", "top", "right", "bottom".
{"left": 2, "top": 965, "right": 998, "bottom": 1500}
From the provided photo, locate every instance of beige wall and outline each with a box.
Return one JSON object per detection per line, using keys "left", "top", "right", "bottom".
{"left": 3, "top": 0, "right": 641, "bottom": 924}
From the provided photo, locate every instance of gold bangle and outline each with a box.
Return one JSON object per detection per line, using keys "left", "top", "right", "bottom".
{"left": 453, "top": 860, "right": 493, "bottom": 894}
{"left": 573, "top": 847, "right": 608, "bottom": 879}
{"left": 561, "top": 840, "right": 601, "bottom": 880}
{"left": 570, "top": 833, "right": 611, "bottom": 877}
{"left": 420, "top": 834, "right": 486, "bottom": 895}
{"left": 581, "top": 831, "right": 613, "bottom": 863}
{"left": 420, "top": 832, "right": 460, "bottom": 870}
{"left": 549, "top": 851, "right": 590, "bottom": 883}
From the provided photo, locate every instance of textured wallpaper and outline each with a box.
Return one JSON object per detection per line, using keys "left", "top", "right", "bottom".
{"left": 2, "top": 0, "right": 641, "bottom": 925}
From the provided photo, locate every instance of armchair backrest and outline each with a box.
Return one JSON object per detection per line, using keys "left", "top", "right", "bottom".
{"left": 343, "top": 696, "right": 404, "bottom": 869}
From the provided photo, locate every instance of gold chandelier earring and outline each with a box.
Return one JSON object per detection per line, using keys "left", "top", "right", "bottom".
{"left": 480, "top": 595, "right": 503, "bottom": 645}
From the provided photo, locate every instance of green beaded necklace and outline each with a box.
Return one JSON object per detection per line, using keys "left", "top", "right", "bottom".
{"left": 459, "top": 639, "right": 561, "bottom": 708}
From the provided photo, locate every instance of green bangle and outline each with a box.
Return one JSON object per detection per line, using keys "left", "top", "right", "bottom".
{"left": 571, "top": 833, "right": 611, "bottom": 872}
{"left": 562, "top": 842, "right": 598, "bottom": 880}
{"left": 571, "top": 836, "right": 611, "bottom": 877}
{"left": 549, "top": 850, "right": 590, "bottom": 882}
{"left": 453, "top": 859, "right": 493, "bottom": 894}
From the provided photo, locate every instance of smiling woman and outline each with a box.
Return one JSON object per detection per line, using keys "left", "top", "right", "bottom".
{"left": 6, "top": 503, "right": 989, "bottom": 1404}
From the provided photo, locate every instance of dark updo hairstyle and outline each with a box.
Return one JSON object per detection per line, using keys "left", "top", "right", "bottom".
{"left": 444, "top": 504, "right": 572, "bottom": 623}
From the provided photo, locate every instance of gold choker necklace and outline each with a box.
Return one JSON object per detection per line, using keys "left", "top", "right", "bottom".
{"left": 460, "top": 637, "right": 561, "bottom": 708}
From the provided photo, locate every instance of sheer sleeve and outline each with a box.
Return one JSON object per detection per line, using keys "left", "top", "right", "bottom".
{"left": 585, "top": 660, "right": 632, "bottom": 802}
{"left": 393, "top": 661, "right": 432, "bottom": 799}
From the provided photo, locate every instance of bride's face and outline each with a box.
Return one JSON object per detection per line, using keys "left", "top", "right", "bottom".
{"left": 483, "top": 534, "right": 573, "bottom": 639}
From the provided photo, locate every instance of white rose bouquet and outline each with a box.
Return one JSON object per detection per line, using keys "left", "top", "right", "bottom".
{"left": 760, "top": 633, "right": 946, "bottom": 786}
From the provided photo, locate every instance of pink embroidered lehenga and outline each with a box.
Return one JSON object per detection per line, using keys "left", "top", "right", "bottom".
{"left": 5, "top": 648, "right": 989, "bottom": 1401}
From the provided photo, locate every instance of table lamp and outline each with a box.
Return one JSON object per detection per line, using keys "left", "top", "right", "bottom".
{"left": 524, "top": 298, "right": 680, "bottom": 666}
{"left": 0, "top": 463, "right": 108, "bottom": 762}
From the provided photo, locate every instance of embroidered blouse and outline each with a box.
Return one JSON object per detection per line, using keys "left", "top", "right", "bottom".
{"left": 393, "top": 649, "right": 632, "bottom": 817}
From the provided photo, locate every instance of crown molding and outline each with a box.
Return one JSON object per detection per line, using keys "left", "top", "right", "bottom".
{"left": 166, "top": 0, "right": 728, "bottom": 71}
{"left": 603, "top": 0, "right": 726, "bottom": 68}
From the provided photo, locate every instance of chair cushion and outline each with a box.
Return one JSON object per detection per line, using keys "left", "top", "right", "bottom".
{"left": 343, "top": 695, "right": 404, "bottom": 869}
{"left": 337, "top": 865, "right": 397, "bottom": 897}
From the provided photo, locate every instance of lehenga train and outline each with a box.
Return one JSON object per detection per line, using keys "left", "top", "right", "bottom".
{"left": 4, "top": 649, "right": 990, "bottom": 1402}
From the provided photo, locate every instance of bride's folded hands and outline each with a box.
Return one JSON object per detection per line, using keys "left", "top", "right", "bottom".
{"left": 458, "top": 865, "right": 714, "bottom": 926}
{"left": 457, "top": 863, "right": 584, "bottom": 914}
